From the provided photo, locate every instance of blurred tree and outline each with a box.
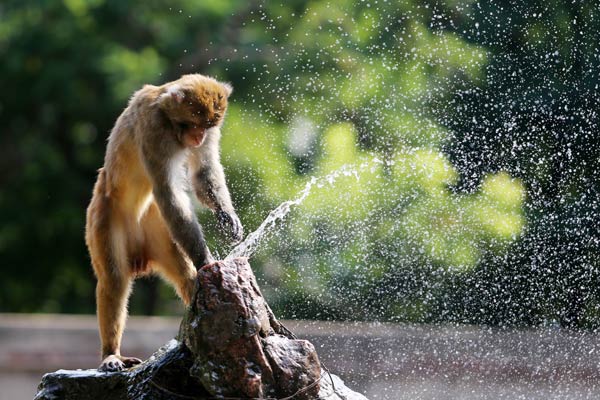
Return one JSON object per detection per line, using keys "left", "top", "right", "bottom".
{"left": 0, "top": 0, "right": 598, "bottom": 330}
{"left": 436, "top": 0, "right": 600, "bottom": 327}
{"left": 0, "top": 0, "right": 250, "bottom": 313}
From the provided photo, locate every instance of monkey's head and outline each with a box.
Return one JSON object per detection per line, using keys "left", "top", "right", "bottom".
{"left": 159, "top": 74, "right": 232, "bottom": 148}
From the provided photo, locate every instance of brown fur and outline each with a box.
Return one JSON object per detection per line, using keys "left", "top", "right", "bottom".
{"left": 85, "top": 74, "right": 240, "bottom": 372}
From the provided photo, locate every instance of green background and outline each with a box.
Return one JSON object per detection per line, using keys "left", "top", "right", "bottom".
{"left": 1, "top": 0, "right": 599, "bottom": 329}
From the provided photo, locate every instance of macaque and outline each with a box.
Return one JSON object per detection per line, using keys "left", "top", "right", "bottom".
{"left": 85, "top": 74, "right": 243, "bottom": 372}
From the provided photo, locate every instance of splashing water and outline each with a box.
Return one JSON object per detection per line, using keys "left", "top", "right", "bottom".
{"left": 226, "top": 159, "right": 388, "bottom": 261}
{"left": 225, "top": 179, "right": 315, "bottom": 261}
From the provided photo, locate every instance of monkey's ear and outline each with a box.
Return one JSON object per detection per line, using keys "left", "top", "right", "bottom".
{"left": 159, "top": 84, "right": 185, "bottom": 107}
{"left": 221, "top": 82, "right": 233, "bottom": 98}
{"left": 167, "top": 84, "right": 185, "bottom": 103}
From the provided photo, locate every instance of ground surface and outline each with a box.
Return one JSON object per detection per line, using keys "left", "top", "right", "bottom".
{"left": 2, "top": 314, "right": 600, "bottom": 400}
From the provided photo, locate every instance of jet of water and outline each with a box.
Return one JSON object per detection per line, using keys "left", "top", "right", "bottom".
{"left": 226, "top": 158, "right": 390, "bottom": 260}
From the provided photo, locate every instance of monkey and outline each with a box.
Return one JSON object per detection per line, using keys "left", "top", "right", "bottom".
{"left": 85, "top": 74, "right": 243, "bottom": 372}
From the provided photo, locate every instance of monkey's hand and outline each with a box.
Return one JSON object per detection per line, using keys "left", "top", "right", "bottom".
{"left": 217, "top": 210, "right": 243, "bottom": 243}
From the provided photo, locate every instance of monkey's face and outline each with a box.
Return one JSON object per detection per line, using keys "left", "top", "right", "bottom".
{"left": 180, "top": 89, "right": 228, "bottom": 148}
{"left": 162, "top": 78, "right": 231, "bottom": 148}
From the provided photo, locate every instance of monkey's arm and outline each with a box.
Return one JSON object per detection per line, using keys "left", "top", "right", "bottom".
{"left": 189, "top": 129, "right": 243, "bottom": 243}
{"left": 140, "top": 125, "right": 213, "bottom": 267}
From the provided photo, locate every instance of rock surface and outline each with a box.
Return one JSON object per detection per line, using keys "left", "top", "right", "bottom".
{"left": 35, "top": 258, "right": 369, "bottom": 400}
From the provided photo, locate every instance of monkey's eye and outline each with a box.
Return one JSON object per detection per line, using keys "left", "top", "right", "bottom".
{"left": 178, "top": 122, "right": 191, "bottom": 131}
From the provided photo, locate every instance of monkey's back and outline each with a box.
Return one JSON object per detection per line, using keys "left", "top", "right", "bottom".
{"left": 85, "top": 90, "right": 160, "bottom": 278}
{"left": 102, "top": 89, "right": 158, "bottom": 211}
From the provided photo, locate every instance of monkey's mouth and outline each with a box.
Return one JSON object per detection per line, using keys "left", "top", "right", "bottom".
{"left": 184, "top": 126, "right": 206, "bottom": 147}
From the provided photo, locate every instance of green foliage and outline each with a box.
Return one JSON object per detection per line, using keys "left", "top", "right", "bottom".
{"left": 1, "top": 0, "right": 599, "bottom": 329}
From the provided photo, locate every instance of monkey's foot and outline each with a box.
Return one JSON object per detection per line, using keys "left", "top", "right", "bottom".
{"left": 98, "top": 355, "right": 142, "bottom": 372}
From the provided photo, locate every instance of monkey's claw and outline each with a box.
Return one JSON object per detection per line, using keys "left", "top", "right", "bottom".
{"left": 217, "top": 210, "right": 244, "bottom": 243}
{"left": 98, "top": 355, "right": 142, "bottom": 372}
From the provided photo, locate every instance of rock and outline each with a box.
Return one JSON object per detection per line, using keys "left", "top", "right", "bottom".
{"left": 35, "top": 340, "right": 208, "bottom": 400}
{"left": 263, "top": 335, "right": 321, "bottom": 400}
{"left": 181, "top": 258, "right": 322, "bottom": 399}
{"left": 34, "top": 258, "right": 369, "bottom": 400}
{"left": 318, "top": 373, "right": 370, "bottom": 400}
{"left": 35, "top": 341, "right": 367, "bottom": 400}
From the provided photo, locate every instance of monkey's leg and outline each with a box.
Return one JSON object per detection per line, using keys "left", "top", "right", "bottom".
{"left": 87, "top": 187, "right": 141, "bottom": 371}
{"left": 143, "top": 203, "right": 198, "bottom": 305}
{"left": 91, "top": 218, "right": 143, "bottom": 373}
{"left": 96, "top": 273, "right": 141, "bottom": 372}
